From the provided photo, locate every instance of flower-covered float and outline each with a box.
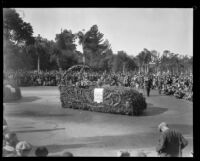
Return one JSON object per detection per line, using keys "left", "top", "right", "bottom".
{"left": 59, "top": 65, "right": 147, "bottom": 116}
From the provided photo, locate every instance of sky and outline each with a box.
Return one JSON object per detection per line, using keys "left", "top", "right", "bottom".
{"left": 15, "top": 8, "right": 193, "bottom": 56}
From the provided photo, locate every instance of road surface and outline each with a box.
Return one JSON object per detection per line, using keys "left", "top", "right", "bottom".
{"left": 4, "top": 86, "right": 193, "bottom": 157}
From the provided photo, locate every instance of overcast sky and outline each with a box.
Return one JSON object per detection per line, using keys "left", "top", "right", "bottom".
{"left": 15, "top": 8, "right": 193, "bottom": 56}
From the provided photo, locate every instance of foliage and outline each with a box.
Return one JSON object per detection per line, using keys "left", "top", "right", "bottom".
{"left": 3, "top": 8, "right": 34, "bottom": 46}
{"left": 111, "top": 51, "right": 137, "bottom": 72}
{"left": 3, "top": 9, "right": 192, "bottom": 73}
{"left": 59, "top": 85, "right": 147, "bottom": 116}
{"left": 76, "top": 25, "right": 110, "bottom": 68}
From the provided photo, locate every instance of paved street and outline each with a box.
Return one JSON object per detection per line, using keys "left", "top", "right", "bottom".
{"left": 4, "top": 86, "right": 193, "bottom": 157}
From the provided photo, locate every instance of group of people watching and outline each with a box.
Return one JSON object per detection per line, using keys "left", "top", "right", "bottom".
{"left": 4, "top": 70, "right": 62, "bottom": 87}
{"left": 4, "top": 70, "right": 193, "bottom": 102}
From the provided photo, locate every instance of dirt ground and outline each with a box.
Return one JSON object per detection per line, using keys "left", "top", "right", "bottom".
{"left": 4, "top": 86, "right": 193, "bottom": 157}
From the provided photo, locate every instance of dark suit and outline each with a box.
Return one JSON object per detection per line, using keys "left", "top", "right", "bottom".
{"left": 156, "top": 129, "right": 188, "bottom": 157}
{"left": 145, "top": 79, "right": 152, "bottom": 97}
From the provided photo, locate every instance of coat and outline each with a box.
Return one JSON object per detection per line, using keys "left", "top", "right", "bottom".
{"left": 156, "top": 129, "right": 188, "bottom": 157}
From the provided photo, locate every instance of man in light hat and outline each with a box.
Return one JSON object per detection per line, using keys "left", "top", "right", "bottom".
{"left": 15, "top": 141, "right": 32, "bottom": 157}
{"left": 156, "top": 122, "right": 188, "bottom": 157}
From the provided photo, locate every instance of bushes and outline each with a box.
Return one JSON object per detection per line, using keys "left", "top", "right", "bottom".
{"left": 59, "top": 85, "right": 147, "bottom": 116}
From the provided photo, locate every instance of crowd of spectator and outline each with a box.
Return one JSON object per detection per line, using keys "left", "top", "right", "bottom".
{"left": 4, "top": 70, "right": 63, "bottom": 87}
{"left": 4, "top": 69, "right": 193, "bottom": 102}
{"left": 3, "top": 68, "right": 193, "bottom": 157}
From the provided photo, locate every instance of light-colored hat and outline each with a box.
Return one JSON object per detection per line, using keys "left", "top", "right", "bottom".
{"left": 16, "top": 141, "right": 32, "bottom": 151}
{"left": 158, "top": 122, "right": 168, "bottom": 131}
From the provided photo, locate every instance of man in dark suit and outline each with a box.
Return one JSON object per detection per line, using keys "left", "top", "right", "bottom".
{"left": 145, "top": 76, "right": 152, "bottom": 97}
{"left": 156, "top": 122, "right": 188, "bottom": 157}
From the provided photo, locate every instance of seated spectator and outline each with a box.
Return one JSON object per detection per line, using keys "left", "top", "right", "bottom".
{"left": 35, "top": 146, "right": 49, "bottom": 157}
{"left": 15, "top": 141, "right": 32, "bottom": 157}
{"left": 174, "top": 88, "right": 185, "bottom": 99}
{"left": 3, "top": 132, "right": 19, "bottom": 157}
{"left": 117, "top": 151, "right": 131, "bottom": 157}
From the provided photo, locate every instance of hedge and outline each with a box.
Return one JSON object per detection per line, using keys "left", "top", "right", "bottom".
{"left": 59, "top": 85, "right": 147, "bottom": 116}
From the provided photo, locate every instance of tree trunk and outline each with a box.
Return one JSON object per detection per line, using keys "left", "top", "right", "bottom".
{"left": 57, "top": 57, "right": 61, "bottom": 70}
{"left": 123, "top": 63, "right": 125, "bottom": 74}
{"left": 83, "top": 53, "right": 85, "bottom": 65}
{"left": 82, "top": 44, "right": 86, "bottom": 65}
{"left": 37, "top": 55, "right": 40, "bottom": 72}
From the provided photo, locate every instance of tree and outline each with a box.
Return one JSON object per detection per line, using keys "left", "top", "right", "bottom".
{"left": 52, "top": 29, "right": 78, "bottom": 70}
{"left": 150, "top": 50, "right": 161, "bottom": 74}
{"left": 3, "top": 8, "right": 34, "bottom": 46}
{"left": 112, "top": 51, "right": 137, "bottom": 73}
{"left": 3, "top": 8, "right": 34, "bottom": 71}
{"left": 136, "top": 48, "right": 152, "bottom": 74}
{"left": 76, "top": 25, "right": 110, "bottom": 67}
{"left": 26, "top": 35, "right": 51, "bottom": 72}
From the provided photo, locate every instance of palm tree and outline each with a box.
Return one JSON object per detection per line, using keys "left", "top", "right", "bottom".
{"left": 136, "top": 52, "right": 145, "bottom": 73}
{"left": 26, "top": 35, "right": 46, "bottom": 72}
{"left": 143, "top": 48, "right": 152, "bottom": 73}
{"left": 49, "top": 42, "right": 62, "bottom": 70}
{"left": 76, "top": 29, "right": 89, "bottom": 65}
{"left": 151, "top": 50, "right": 161, "bottom": 74}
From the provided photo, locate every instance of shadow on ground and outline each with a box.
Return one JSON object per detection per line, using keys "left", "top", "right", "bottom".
{"left": 139, "top": 103, "right": 168, "bottom": 116}
{"left": 44, "top": 143, "right": 94, "bottom": 153}
{"left": 6, "top": 96, "right": 41, "bottom": 103}
{"left": 14, "top": 127, "right": 66, "bottom": 134}
{"left": 6, "top": 110, "right": 74, "bottom": 117}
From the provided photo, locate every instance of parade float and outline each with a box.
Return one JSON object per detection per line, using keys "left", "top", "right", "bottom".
{"left": 59, "top": 65, "right": 147, "bottom": 116}
{"left": 3, "top": 76, "right": 22, "bottom": 102}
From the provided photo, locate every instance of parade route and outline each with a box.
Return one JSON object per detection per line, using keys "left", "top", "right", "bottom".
{"left": 4, "top": 86, "right": 193, "bottom": 157}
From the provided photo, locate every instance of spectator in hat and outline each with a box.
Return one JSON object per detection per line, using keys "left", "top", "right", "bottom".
{"left": 156, "top": 122, "right": 188, "bottom": 157}
{"left": 3, "top": 132, "right": 19, "bottom": 157}
{"left": 35, "top": 146, "right": 49, "bottom": 157}
{"left": 61, "top": 150, "right": 74, "bottom": 157}
{"left": 15, "top": 141, "right": 32, "bottom": 157}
